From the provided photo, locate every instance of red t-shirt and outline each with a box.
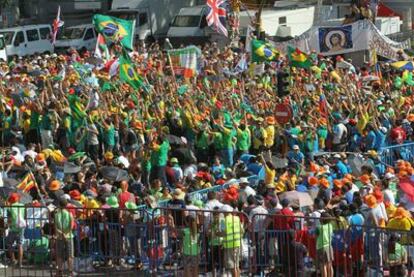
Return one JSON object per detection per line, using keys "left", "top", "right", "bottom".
{"left": 273, "top": 207, "right": 295, "bottom": 230}
{"left": 118, "top": 191, "right": 135, "bottom": 208}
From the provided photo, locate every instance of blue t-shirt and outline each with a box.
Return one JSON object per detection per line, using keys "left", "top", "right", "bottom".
{"left": 366, "top": 130, "right": 377, "bottom": 150}
{"left": 336, "top": 161, "right": 349, "bottom": 178}
{"left": 374, "top": 130, "right": 386, "bottom": 150}
{"left": 287, "top": 151, "right": 304, "bottom": 164}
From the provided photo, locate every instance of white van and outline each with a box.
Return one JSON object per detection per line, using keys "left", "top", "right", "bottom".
{"left": 0, "top": 24, "right": 53, "bottom": 57}
{"left": 0, "top": 35, "right": 7, "bottom": 61}
{"left": 55, "top": 24, "right": 97, "bottom": 54}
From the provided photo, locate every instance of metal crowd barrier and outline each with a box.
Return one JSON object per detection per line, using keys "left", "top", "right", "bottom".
{"left": 1, "top": 206, "right": 414, "bottom": 276}
{"left": 380, "top": 142, "right": 414, "bottom": 166}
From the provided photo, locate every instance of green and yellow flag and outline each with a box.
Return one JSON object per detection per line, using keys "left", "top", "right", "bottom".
{"left": 287, "top": 45, "right": 311, "bottom": 68}
{"left": 119, "top": 50, "right": 143, "bottom": 90}
{"left": 251, "top": 39, "right": 279, "bottom": 62}
{"left": 93, "top": 14, "right": 134, "bottom": 50}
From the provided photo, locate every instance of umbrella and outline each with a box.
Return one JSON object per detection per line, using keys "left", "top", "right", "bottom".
{"left": 391, "top": 61, "right": 414, "bottom": 70}
{"left": 99, "top": 166, "right": 129, "bottom": 182}
{"left": 17, "top": 191, "right": 32, "bottom": 204}
{"left": 3, "top": 178, "right": 19, "bottom": 187}
{"left": 271, "top": 156, "right": 288, "bottom": 169}
{"left": 85, "top": 56, "right": 104, "bottom": 66}
{"left": 279, "top": 191, "right": 314, "bottom": 208}
{"left": 399, "top": 182, "right": 414, "bottom": 202}
{"left": 64, "top": 162, "right": 82, "bottom": 174}
{"left": 166, "top": 135, "right": 184, "bottom": 146}
{"left": 0, "top": 186, "right": 14, "bottom": 199}
{"left": 362, "top": 75, "right": 380, "bottom": 82}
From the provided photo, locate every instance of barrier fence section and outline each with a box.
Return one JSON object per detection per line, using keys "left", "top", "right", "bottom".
{"left": 1, "top": 206, "right": 414, "bottom": 276}
{"left": 380, "top": 142, "right": 414, "bottom": 166}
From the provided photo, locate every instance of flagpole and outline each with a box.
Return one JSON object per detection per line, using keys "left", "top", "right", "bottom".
{"left": 167, "top": 51, "right": 178, "bottom": 90}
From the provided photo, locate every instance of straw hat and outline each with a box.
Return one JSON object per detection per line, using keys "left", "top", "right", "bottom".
{"left": 308, "top": 176, "right": 319, "bottom": 186}
{"left": 49, "top": 180, "right": 61, "bottom": 191}
{"left": 359, "top": 174, "right": 370, "bottom": 184}
{"left": 365, "top": 194, "right": 377, "bottom": 208}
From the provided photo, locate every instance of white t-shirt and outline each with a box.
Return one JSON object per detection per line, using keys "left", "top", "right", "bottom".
{"left": 333, "top": 123, "right": 347, "bottom": 144}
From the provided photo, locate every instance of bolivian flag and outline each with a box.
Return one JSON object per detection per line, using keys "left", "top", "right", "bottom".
{"left": 119, "top": 50, "right": 143, "bottom": 90}
{"left": 287, "top": 46, "right": 311, "bottom": 68}
{"left": 251, "top": 39, "right": 279, "bottom": 62}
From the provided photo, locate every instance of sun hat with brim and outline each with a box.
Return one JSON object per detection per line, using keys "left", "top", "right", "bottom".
{"left": 106, "top": 195, "right": 119, "bottom": 208}
{"left": 308, "top": 176, "right": 319, "bottom": 186}
{"left": 68, "top": 152, "right": 86, "bottom": 162}
{"left": 173, "top": 188, "right": 185, "bottom": 200}
{"left": 319, "top": 178, "right": 330, "bottom": 188}
{"left": 125, "top": 201, "right": 138, "bottom": 211}
{"left": 49, "top": 180, "right": 60, "bottom": 191}
{"left": 394, "top": 207, "right": 409, "bottom": 219}
{"left": 8, "top": 192, "right": 20, "bottom": 204}
{"left": 365, "top": 195, "right": 377, "bottom": 208}
{"left": 359, "top": 174, "right": 370, "bottom": 184}
{"left": 333, "top": 179, "right": 343, "bottom": 188}
{"left": 266, "top": 116, "right": 276, "bottom": 125}
{"left": 69, "top": 190, "right": 81, "bottom": 201}
{"left": 104, "top": 151, "right": 114, "bottom": 160}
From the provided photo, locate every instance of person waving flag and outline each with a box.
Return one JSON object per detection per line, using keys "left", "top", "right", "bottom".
{"left": 52, "top": 6, "right": 64, "bottom": 45}
{"left": 206, "top": 0, "right": 228, "bottom": 37}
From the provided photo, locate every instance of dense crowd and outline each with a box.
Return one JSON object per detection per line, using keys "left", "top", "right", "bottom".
{"left": 0, "top": 28, "right": 412, "bottom": 276}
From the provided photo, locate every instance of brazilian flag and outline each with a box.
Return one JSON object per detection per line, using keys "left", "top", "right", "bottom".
{"left": 93, "top": 14, "right": 134, "bottom": 50}
{"left": 251, "top": 39, "right": 279, "bottom": 62}
{"left": 287, "top": 45, "right": 312, "bottom": 68}
{"left": 119, "top": 50, "right": 143, "bottom": 90}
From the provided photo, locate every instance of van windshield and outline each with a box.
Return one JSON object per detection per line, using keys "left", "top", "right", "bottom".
{"left": 171, "top": 16, "right": 200, "bottom": 27}
{"left": 0, "top": 32, "right": 14, "bottom": 45}
{"left": 58, "top": 28, "right": 85, "bottom": 40}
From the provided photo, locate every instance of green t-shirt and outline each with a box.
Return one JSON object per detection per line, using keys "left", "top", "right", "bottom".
{"left": 151, "top": 140, "right": 170, "bottom": 167}
{"left": 30, "top": 112, "right": 40, "bottom": 130}
{"left": 221, "top": 127, "right": 236, "bottom": 149}
{"left": 54, "top": 208, "right": 73, "bottom": 239}
{"left": 29, "top": 236, "right": 49, "bottom": 264}
{"left": 7, "top": 203, "right": 25, "bottom": 233}
{"left": 183, "top": 228, "right": 200, "bottom": 256}
{"left": 237, "top": 128, "right": 251, "bottom": 151}
{"left": 104, "top": 125, "right": 116, "bottom": 146}
{"left": 388, "top": 242, "right": 406, "bottom": 263}
{"left": 316, "top": 222, "right": 333, "bottom": 250}
{"left": 40, "top": 112, "right": 52, "bottom": 130}
{"left": 195, "top": 131, "right": 209, "bottom": 150}
{"left": 212, "top": 132, "right": 223, "bottom": 151}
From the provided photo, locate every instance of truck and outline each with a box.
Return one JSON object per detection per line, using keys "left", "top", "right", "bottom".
{"left": 167, "top": 5, "right": 315, "bottom": 46}
{"left": 107, "top": 0, "right": 204, "bottom": 42}
{"left": 55, "top": 24, "right": 97, "bottom": 54}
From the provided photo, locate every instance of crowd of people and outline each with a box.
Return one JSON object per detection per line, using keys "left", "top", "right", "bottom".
{"left": 0, "top": 17, "right": 412, "bottom": 276}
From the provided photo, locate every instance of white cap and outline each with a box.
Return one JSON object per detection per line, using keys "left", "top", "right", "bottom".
{"left": 323, "top": 165, "right": 330, "bottom": 173}
{"left": 385, "top": 172, "right": 395, "bottom": 179}
{"left": 117, "top": 155, "right": 130, "bottom": 168}
{"left": 60, "top": 194, "right": 71, "bottom": 201}
{"left": 239, "top": 177, "right": 249, "bottom": 184}
{"left": 293, "top": 145, "right": 299, "bottom": 150}
{"left": 333, "top": 154, "right": 341, "bottom": 158}
{"left": 221, "top": 204, "right": 233, "bottom": 212}
{"left": 379, "top": 127, "right": 387, "bottom": 133}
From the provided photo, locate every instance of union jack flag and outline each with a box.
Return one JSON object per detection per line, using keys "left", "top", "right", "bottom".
{"left": 52, "top": 6, "right": 64, "bottom": 45}
{"left": 206, "top": 0, "right": 228, "bottom": 37}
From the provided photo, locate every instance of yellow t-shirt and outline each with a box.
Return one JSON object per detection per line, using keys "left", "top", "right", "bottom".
{"left": 264, "top": 125, "right": 275, "bottom": 148}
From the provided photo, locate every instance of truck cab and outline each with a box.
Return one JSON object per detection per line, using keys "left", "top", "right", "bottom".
{"left": 55, "top": 24, "right": 97, "bottom": 54}
{"left": 167, "top": 6, "right": 228, "bottom": 47}
{"left": 107, "top": 9, "right": 151, "bottom": 42}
